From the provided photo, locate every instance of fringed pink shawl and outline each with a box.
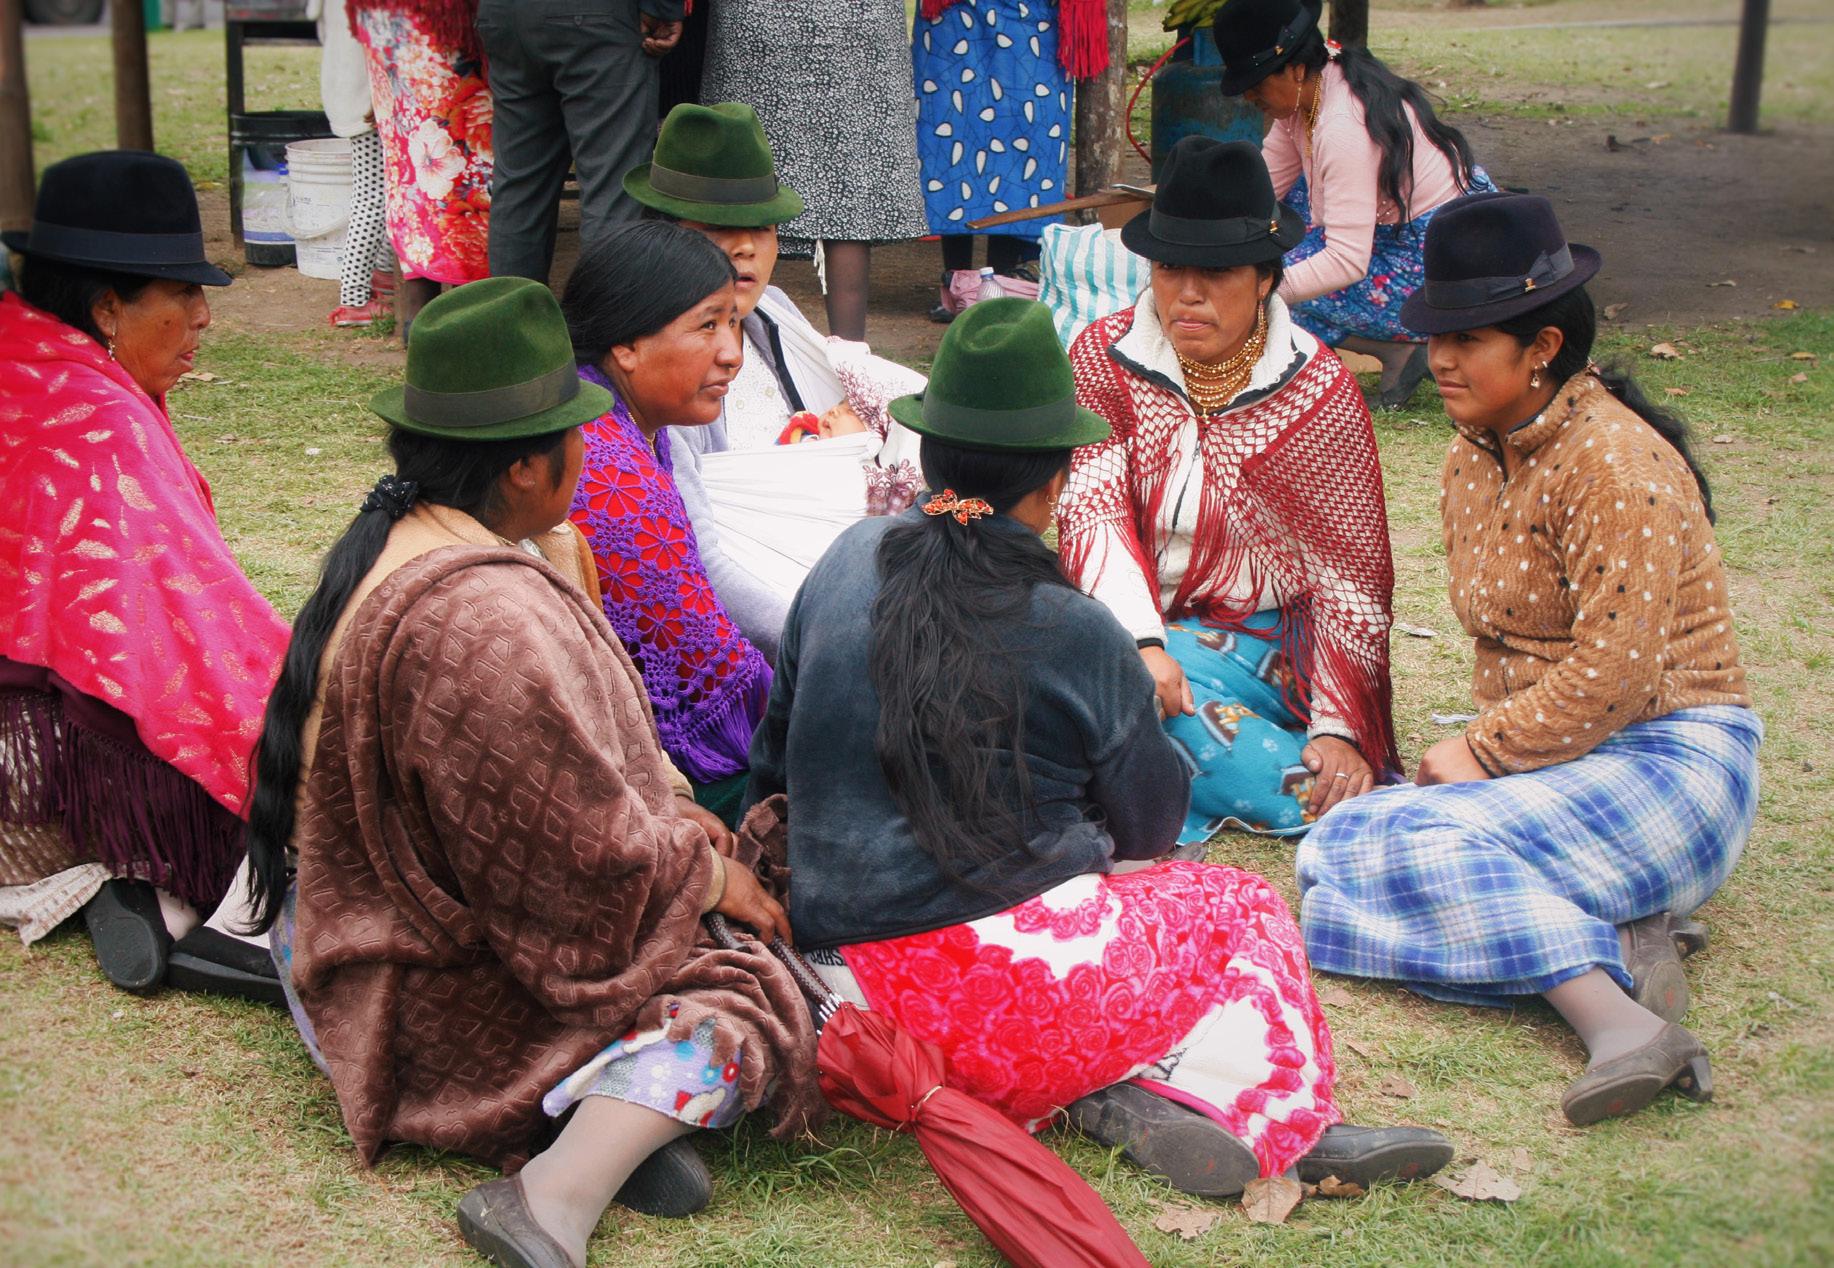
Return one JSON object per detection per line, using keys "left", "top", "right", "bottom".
{"left": 0, "top": 293, "right": 288, "bottom": 817}
{"left": 919, "top": 0, "right": 1112, "bottom": 78}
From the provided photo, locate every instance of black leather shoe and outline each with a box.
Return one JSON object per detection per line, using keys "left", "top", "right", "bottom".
{"left": 612, "top": 1135, "right": 711, "bottom": 1218}
{"left": 1066, "top": 1081, "right": 1261, "bottom": 1198}
{"left": 457, "top": 1176, "right": 577, "bottom": 1268}
{"left": 1296, "top": 1123, "right": 1453, "bottom": 1185}
{"left": 166, "top": 926, "right": 285, "bottom": 1008}
{"left": 1378, "top": 345, "right": 1432, "bottom": 411}
{"left": 82, "top": 878, "right": 170, "bottom": 993}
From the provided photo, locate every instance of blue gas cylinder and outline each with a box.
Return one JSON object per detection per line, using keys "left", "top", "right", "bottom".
{"left": 1150, "top": 28, "right": 1265, "bottom": 180}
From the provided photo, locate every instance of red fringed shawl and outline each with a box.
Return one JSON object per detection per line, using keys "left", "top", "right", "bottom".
{"left": 1060, "top": 308, "right": 1401, "bottom": 774}
{"left": 347, "top": 0, "right": 481, "bottom": 63}
{"left": 0, "top": 294, "right": 288, "bottom": 818}
{"left": 920, "top": 0, "right": 1111, "bottom": 79}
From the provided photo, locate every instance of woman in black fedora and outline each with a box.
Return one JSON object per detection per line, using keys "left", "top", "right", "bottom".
{"left": 1211, "top": 0, "right": 1492, "bottom": 409}
{"left": 745, "top": 297, "right": 1448, "bottom": 1199}
{"left": 1061, "top": 137, "right": 1399, "bottom": 852}
{"left": 0, "top": 151, "right": 292, "bottom": 1004}
{"left": 1298, "top": 193, "right": 1761, "bottom": 1127}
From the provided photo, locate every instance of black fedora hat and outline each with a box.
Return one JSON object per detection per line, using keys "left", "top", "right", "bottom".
{"left": 1121, "top": 137, "right": 1304, "bottom": 270}
{"left": 2, "top": 151, "right": 231, "bottom": 286}
{"left": 1399, "top": 192, "right": 1601, "bottom": 334}
{"left": 1211, "top": 0, "right": 1323, "bottom": 97}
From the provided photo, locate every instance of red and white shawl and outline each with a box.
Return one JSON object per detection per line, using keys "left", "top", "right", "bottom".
{"left": 0, "top": 293, "right": 287, "bottom": 814}
{"left": 1060, "top": 304, "right": 1400, "bottom": 774}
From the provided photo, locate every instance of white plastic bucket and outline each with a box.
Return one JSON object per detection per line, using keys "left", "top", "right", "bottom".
{"left": 285, "top": 138, "right": 354, "bottom": 281}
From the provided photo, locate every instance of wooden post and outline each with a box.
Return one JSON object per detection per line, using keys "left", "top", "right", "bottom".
{"left": 113, "top": 0, "right": 155, "bottom": 151}
{"left": 1072, "top": 0, "right": 1129, "bottom": 195}
{"left": 0, "top": 0, "right": 33, "bottom": 233}
{"left": 1329, "top": 0, "right": 1369, "bottom": 48}
{"left": 1727, "top": 0, "right": 1770, "bottom": 134}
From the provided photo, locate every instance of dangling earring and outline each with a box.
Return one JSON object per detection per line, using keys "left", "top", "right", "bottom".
{"left": 1530, "top": 362, "right": 1545, "bottom": 389}
{"left": 103, "top": 327, "right": 118, "bottom": 361}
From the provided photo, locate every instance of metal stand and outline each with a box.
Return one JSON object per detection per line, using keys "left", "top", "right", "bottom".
{"left": 225, "top": 2, "right": 322, "bottom": 249}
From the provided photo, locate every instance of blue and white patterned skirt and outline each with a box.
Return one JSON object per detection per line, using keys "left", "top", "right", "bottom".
{"left": 1295, "top": 706, "right": 1762, "bottom": 1006}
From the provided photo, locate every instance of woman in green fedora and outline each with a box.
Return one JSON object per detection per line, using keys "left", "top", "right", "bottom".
{"left": 625, "top": 102, "right": 927, "bottom": 658}
{"left": 242, "top": 276, "right": 819, "bottom": 1268}
{"left": 743, "top": 297, "right": 1448, "bottom": 1199}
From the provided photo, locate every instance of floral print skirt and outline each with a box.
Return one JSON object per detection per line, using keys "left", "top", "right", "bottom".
{"left": 355, "top": 9, "right": 492, "bottom": 284}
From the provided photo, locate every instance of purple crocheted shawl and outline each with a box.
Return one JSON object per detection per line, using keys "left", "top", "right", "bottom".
{"left": 567, "top": 364, "right": 771, "bottom": 783}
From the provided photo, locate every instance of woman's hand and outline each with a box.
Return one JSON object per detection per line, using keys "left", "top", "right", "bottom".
{"left": 714, "top": 860, "right": 793, "bottom": 947}
{"left": 819, "top": 402, "right": 867, "bottom": 438}
{"left": 1140, "top": 646, "right": 1195, "bottom": 721}
{"left": 675, "top": 794, "right": 734, "bottom": 855}
{"left": 640, "top": 15, "right": 683, "bottom": 56}
{"left": 1414, "top": 735, "right": 1493, "bottom": 786}
{"left": 1301, "top": 735, "right": 1375, "bottom": 817}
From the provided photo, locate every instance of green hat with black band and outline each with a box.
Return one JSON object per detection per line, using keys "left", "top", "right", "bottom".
{"left": 623, "top": 102, "right": 805, "bottom": 228}
{"left": 369, "top": 277, "right": 612, "bottom": 441}
{"left": 889, "top": 298, "right": 1112, "bottom": 452}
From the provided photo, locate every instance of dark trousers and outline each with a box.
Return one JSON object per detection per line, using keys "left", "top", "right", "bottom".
{"left": 477, "top": 0, "right": 660, "bottom": 283}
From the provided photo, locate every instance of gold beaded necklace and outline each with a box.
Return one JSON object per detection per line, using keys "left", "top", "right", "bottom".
{"left": 1176, "top": 307, "right": 1268, "bottom": 414}
{"left": 1302, "top": 70, "right": 1325, "bottom": 159}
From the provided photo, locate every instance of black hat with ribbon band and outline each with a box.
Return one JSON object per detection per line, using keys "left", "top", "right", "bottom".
{"left": 1120, "top": 137, "right": 1304, "bottom": 270}
{"left": 1399, "top": 191, "right": 1602, "bottom": 335}
{"left": 369, "top": 277, "right": 613, "bottom": 441}
{"left": 889, "top": 298, "right": 1111, "bottom": 452}
{"left": 624, "top": 103, "right": 805, "bottom": 228}
{"left": 1211, "top": 0, "right": 1325, "bottom": 97}
{"left": 3, "top": 150, "right": 231, "bottom": 286}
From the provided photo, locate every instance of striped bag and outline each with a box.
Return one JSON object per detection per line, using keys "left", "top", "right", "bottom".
{"left": 1038, "top": 222, "right": 1152, "bottom": 348}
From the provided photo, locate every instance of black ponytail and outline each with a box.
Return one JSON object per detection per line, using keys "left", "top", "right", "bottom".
{"left": 1492, "top": 286, "right": 1715, "bottom": 521}
{"left": 1290, "top": 32, "right": 1479, "bottom": 220}
{"left": 241, "top": 425, "right": 570, "bottom": 933}
{"left": 869, "top": 439, "right": 1075, "bottom": 890}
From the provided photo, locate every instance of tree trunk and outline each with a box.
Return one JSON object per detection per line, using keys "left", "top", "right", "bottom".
{"left": 1, "top": 0, "right": 33, "bottom": 234}
{"left": 1072, "top": 0, "right": 1129, "bottom": 195}
{"left": 113, "top": 0, "right": 154, "bottom": 151}
{"left": 1330, "top": 0, "right": 1370, "bottom": 47}
{"left": 1727, "top": 0, "right": 1770, "bottom": 133}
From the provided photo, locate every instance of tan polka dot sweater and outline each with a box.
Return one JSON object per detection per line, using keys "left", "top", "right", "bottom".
{"left": 1440, "top": 372, "right": 1750, "bottom": 776}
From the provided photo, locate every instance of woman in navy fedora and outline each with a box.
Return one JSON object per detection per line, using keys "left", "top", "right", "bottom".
{"left": 1061, "top": 137, "right": 1399, "bottom": 851}
{"left": 1298, "top": 193, "right": 1762, "bottom": 1126}
{"left": 0, "top": 152, "right": 291, "bottom": 1003}
{"left": 1211, "top": 0, "right": 1493, "bottom": 409}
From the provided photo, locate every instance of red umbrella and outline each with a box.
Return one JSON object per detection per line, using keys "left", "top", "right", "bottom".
{"left": 707, "top": 916, "right": 1148, "bottom": 1268}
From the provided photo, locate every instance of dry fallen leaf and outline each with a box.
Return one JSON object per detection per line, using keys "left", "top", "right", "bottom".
{"left": 1378, "top": 1073, "right": 1418, "bottom": 1099}
{"left": 1663, "top": 387, "right": 1690, "bottom": 397}
{"left": 1649, "top": 342, "right": 1683, "bottom": 360}
{"left": 1152, "top": 1203, "right": 1220, "bottom": 1241}
{"left": 1602, "top": 302, "right": 1629, "bottom": 321}
{"left": 1317, "top": 984, "right": 1356, "bottom": 1008}
{"left": 1314, "top": 1175, "right": 1367, "bottom": 1199}
{"left": 1242, "top": 1176, "right": 1305, "bottom": 1225}
{"left": 1433, "top": 1161, "right": 1522, "bottom": 1202}
{"left": 179, "top": 370, "right": 220, "bottom": 382}
{"left": 1508, "top": 1147, "right": 1535, "bottom": 1174}
{"left": 1711, "top": 434, "right": 1736, "bottom": 444}
{"left": 1791, "top": 372, "right": 1810, "bottom": 384}
{"left": 1395, "top": 622, "right": 1439, "bottom": 638}
{"left": 1774, "top": 299, "right": 1800, "bottom": 310}
{"left": 1707, "top": 279, "right": 1737, "bottom": 288}
{"left": 1643, "top": 80, "right": 1669, "bottom": 89}
{"left": 1343, "top": 1036, "right": 1375, "bottom": 1060}
{"left": 1791, "top": 351, "right": 1817, "bottom": 360}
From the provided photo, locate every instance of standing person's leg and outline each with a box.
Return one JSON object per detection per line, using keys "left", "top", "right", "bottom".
{"left": 545, "top": 2, "right": 658, "bottom": 258}
{"left": 477, "top": 0, "right": 575, "bottom": 282}
{"left": 332, "top": 130, "right": 389, "bottom": 324}
{"left": 822, "top": 241, "right": 871, "bottom": 342}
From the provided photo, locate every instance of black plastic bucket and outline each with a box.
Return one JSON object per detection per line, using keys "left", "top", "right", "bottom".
{"left": 229, "top": 108, "right": 332, "bottom": 267}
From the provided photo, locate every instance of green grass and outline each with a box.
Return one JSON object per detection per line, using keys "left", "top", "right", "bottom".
{"left": 5, "top": 311, "right": 1831, "bottom": 1266}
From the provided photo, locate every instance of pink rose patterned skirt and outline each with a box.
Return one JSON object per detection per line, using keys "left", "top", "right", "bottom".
{"left": 832, "top": 861, "right": 1339, "bottom": 1177}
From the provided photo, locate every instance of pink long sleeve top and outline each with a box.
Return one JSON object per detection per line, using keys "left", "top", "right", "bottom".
{"left": 1266, "top": 62, "right": 1469, "bottom": 306}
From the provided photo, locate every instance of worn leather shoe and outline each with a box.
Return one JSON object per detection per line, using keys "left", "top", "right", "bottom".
{"left": 1562, "top": 1023, "right": 1712, "bottom": 1127}
{"left": 456, "top": 1176, "right": 577, "bottom": 1268}
{"left": 612, "top": 1135, "right": 711, "bottom": 1218}
{"left": 82, "top": 878, "right": 169, "bottom": 993}
{"left": 1378, "top": 345, "right": 1432, "bottom": 410}
{"left": 1066, "top": 1081, "right": 1261, "bottom": 1198}
{"left": 1621, "top": 913, "right": 1690, "bottom": 1023}
{"left": 166, "top": 926, "right": 286, "bottom": 1008}
{"left": 1296, "top": 1123, "right": 1453, "bottom": 1185}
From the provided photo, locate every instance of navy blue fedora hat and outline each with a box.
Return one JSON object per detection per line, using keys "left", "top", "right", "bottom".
{"left": 1121, "top": 137, "right": 1304, "bottom": 270}
{"left": 1400, "top": 192, "right": 1600, "bottom": 334}
{"left": 2, "top": 151, "right": 231, "bottom": 287}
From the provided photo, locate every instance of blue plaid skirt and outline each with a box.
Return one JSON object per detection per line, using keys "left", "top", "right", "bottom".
{"left": 1283, "top": 170, "right": 1496, "bottom": 346}
{"left": 1295, "top": 706, "right": 1762, "bottom": 1006}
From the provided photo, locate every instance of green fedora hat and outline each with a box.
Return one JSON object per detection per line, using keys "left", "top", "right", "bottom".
{"left": 369, "top": 277, "right": 612, "bottom": 441}
{"left": 890, "top": 298, "right": 1111, "bottom": 452}
{"left": 624, "top": 102, "right": 805, "bottom": 228}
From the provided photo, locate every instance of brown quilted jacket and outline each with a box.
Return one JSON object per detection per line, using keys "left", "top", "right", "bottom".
{"left": 290, "top": 544, "right": 819, "bottom": 1169}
